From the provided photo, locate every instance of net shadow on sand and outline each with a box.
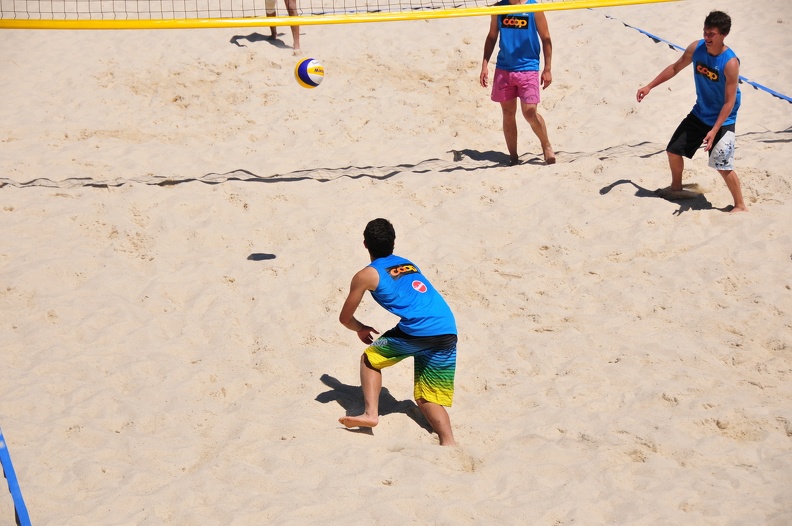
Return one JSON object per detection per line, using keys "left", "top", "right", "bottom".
{"left": 0, "top": 131, "right": 784, "bottom": 190}
{"left": 0, "top": 157, "right": 486, "bottom": 189}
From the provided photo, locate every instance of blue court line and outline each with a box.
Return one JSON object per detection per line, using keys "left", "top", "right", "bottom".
{"left": 602, "top": 13, "right": 792, "bottom": 104}
{"left": 0, "top": 427, "right": 31, "bottom": 526}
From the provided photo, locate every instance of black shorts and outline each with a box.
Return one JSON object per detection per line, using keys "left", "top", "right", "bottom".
{"left": 667, "top": 113, "right": 735, "bottom": 159}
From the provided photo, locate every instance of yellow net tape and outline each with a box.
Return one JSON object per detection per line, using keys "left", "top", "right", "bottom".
{"left": 0, "top": 0, "right": 678, "bottom": 29}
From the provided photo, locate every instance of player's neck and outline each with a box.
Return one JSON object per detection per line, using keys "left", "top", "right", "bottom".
{"left": 707, "top": 43, "right": 728, "bottom": 56}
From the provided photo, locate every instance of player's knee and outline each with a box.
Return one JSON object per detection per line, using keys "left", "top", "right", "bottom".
{"left": 499, "top": 100, "right": 517, "bottom": 115}
{"left": 361, "top": 353, "right": 377, "bottom": 370}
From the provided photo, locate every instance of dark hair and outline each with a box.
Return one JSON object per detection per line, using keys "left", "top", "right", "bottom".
{"left": 704, "top": 10, "right": 731, "bottom": 36}
{"left": 364, "top": 218, "right": 395, "bottom": 259}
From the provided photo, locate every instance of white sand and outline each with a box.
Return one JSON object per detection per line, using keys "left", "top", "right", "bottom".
{"left": 1, "top": 0, "right": 791, "bottom": 523}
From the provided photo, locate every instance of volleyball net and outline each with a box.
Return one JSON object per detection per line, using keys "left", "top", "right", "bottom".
{"left": 0, "top": 0, "right": 676, "bottom": 29}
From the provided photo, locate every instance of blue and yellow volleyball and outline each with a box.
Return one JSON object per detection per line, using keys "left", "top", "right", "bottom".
{"left": 294, "top": 58, "right": 324, "bottom": 89}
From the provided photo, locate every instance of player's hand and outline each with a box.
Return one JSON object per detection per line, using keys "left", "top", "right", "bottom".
{"left": 541, "top": 69, "right": 552, "bottom": 89}
{"left": 636, "top": 86, "right": 650, "bottom": 102}
{"left": 357, "top": 326, "right": 379, "bottom": 345}
{"left": 702, "top": 130, "right": 717, "bottom": 152}
{"left": 480, "top": 65, "right": 489, "bottom": 88}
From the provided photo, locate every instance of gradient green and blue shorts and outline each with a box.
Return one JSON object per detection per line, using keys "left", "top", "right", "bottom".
{"left": 365, "top": 327, "right": 457, "bottom": 407}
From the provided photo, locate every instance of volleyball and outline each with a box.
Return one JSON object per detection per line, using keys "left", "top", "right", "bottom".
{"left": 294, "top": 58, "right": 324, "bottom": 89}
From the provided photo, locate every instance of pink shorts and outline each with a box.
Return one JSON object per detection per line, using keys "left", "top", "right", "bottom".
{"left": 491, "top": 69, "right": 540, "bottom": 104}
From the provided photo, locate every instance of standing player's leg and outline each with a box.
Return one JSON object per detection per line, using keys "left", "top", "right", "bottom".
{"left": 521, "top": 101, "right": 555, "bottom": 164}
{"left": 500, "top": 99, "right": 520, "bottom": 166}
{"left": 414, "top": 343, "right": 457, "bottom": 446}
{"left": 718, "top": 169, "right": 747, "bottom": 213}
{"left": 665, "top": 114, "right": 708, "bottom": 194}
{"left": 667, "top": 151, "right": 685, "bottom": 191}
{"left": 265, "top": 0, "right": 277, "bottom": 39}
{"left": 284, "top": 0, "right": 301, "bottom": 54}
{"left": 340, "top": 333, "right": 411, "bottom": 429}
{"left": 339, "top": 353, "right": 382, "bottom": 428}
{"left": 416, "top": 399, "right": 455, "bottom": 446}
{"left": 709, "top": 128, "right": 748, "bottom": 212}
{"left": 491, "top": 69, "right": 521, "bottom": 165}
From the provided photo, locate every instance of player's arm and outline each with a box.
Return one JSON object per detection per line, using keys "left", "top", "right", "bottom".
{"left": 703, "top": 57, "right": 739, "bottom": 151}
{"left": 480, "top": 15, "right": 499, "bottom": 88}
{"left": 339, "top": 266, "right": 380, "bottom": 344}
{"left": 535, "top": 12, "right": 552, "bottom": 89}
{"left": 636, "top": 40, "right": 697, "bottom": 102}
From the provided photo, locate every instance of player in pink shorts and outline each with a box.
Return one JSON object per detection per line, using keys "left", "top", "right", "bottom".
{"left": 480, "top": 0, "right": 556, "bottom": 166}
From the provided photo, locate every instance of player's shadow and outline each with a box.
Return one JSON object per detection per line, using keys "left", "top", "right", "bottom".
{"left": 316, "top": 373, "right": 433, "bottom": 435}
{"left": 599, "top": 179, "right": 728, "bottom": 215}
{"left": 447, "top": 148, "right": 551, "bottom": 168}
{"left": 230, "top": 32, "right": 290, "bottom": 49}
{"left": 449, "top": 149, "right": 508, "bottom": 165}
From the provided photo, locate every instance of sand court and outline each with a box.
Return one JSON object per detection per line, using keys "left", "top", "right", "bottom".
{"left": 1, "top": 0, "right": 791, "bottom": 523}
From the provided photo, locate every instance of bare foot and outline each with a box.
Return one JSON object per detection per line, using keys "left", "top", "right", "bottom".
{"left": 292, "top": 48, "right": 303, "bottom": 56}
{"left": 543, "top": 145, "right": 556, "bottom": 165}
{"left": 729, "top": 205, "right": 749, "bottom": 214}
{"left": 339, "top": 414, "right": 378, "bottom": 428}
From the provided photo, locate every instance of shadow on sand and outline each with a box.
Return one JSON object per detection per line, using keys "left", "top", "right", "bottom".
{"left": 448, "top": 148, "right": 551, "bottom": 167}
{"left": 230, "top": 32, "right": 290, "bottom": 50}
{"left": 599, "top": 179, "right": 732, "bottom": 215}
{"left": 315, "top": 373, "right": 433, "bottom": 436}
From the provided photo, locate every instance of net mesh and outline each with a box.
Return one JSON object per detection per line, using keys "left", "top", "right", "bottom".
{"left": 0, "top": 0, "right": 675, "bottom": 25}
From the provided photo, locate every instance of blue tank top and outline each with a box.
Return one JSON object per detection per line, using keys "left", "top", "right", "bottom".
{"left": 691, "top": 40, "right": 741, "bottom": 126}
{"left": 369, "top": 255, "right": 457, "bottom": 337}
{"left": 495, "top": 0, "right": 541, "bottom": 72}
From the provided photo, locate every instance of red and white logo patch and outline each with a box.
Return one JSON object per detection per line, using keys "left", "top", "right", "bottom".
{"left": 412, "top": 280, "right": 427, "bottom": 293}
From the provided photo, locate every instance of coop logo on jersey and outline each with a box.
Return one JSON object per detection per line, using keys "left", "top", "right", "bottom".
{"left": 387, "top": 263, "right": 419, "bottom": 280}
{"left": 502, "top": 16, "right": 529, "bottom": 29}
{"left": 412, "top": 280, "right": 428, "bottom": 293}
{"left": 696, "top": 62, "right": 719, "bottom": 82}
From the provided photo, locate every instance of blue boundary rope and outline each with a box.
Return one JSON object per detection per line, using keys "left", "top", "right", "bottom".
{"left": 0, "top": 427, "right": 31, "bottom": 526}
{"left": 603, "top": 13, "right": 792, "bottom": 104}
